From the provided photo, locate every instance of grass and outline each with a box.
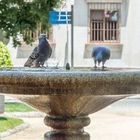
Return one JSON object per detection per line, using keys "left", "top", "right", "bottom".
{"left": 5, "top": 102, "right": 35, "bottom": 112}
{"left": 0, "top": 102, "right": 33, "bottom": 133}
{"left": 0, "top": 116, "right": 23, "bottom": 132}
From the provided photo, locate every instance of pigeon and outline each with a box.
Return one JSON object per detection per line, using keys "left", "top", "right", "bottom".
{"left": 24, "top": 34, "right": 52, "bottom": 67}
{"left": 91, "top": 46, "right": 110, "bottom": 69}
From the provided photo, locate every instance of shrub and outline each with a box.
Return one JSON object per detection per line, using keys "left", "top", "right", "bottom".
{"left": 0, "top": 41, "right": 13, "bottom": 67}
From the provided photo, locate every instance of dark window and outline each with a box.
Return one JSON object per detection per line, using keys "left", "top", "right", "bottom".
{"left": 90, "top": 10, "right": 120, "bottom": 43}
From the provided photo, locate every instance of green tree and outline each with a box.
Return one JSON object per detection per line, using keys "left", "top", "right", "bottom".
{"left": 0, "top": 0, "right": 63, "bottom": 47}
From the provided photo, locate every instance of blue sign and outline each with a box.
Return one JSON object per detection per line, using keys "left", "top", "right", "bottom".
{"left": 49, "top": 11, "right": 71, "bottom": 24}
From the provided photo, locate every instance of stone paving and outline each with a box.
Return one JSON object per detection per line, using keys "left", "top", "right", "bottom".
{"left": 1, "top": 111, "right": 140, "bottom": 140}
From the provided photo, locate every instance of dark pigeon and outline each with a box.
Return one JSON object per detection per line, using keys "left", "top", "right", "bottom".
{"left": 24, "top": 34, "right": 52, "bottom": 67}
{"left": 91, "top": 46, "right": 110, "bottom": 69}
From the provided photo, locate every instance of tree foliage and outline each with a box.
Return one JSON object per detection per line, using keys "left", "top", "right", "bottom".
{"left": 0, "top": 0, "right": 63, "bottom": 47}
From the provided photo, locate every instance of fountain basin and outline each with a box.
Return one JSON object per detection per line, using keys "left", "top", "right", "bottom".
{"left": 0, "top": 68, "right": 140, "bottom": 139}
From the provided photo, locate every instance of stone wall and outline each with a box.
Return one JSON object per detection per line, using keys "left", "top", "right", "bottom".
{"left": 0, "top": 95, "right": 4, "bottom": 114}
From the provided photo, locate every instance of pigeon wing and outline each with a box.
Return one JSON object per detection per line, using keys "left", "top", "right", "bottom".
{"left": 24, "top": 46, "right": 39, "bottom": 67}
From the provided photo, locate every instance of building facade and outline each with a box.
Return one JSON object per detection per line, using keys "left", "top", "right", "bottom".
{"left": 53, "top": 0, "right": 140, "bottom": 68}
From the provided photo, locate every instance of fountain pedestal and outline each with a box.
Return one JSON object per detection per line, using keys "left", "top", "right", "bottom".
{"left": 44, "top": 115, "right": 90, "bottom": 140}
{"left": 0, "top": 68, "right": 140, "bottom": 139}
{"left": 43, "top": 95, "right": 91, "bottom": 140}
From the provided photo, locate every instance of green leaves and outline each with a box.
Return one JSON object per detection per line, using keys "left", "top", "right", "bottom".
{"left": 0, "top": 0, "right": 63, "bottom": 47}
{"left": 0, "top": 41, "right": 13, "bottom": 67}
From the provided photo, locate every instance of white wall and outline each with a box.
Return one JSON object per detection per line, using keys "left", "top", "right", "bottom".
{"left": 53, "top": 25, "right": 70, "bottom": 66}
{"left": 122, "top": 0, "right": 140, "bottom": 67}
{"left": 73, "top": 0, "right": 93, "bottom": 67}
{"left": 53, "top": 0, "right": 140, "bottom": 68}
{"left": 53, "top": 0, "right": 92, "bottom": 67}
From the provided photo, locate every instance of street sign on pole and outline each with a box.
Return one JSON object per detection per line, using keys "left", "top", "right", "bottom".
{"left": 49, "top": 10, "right": 73, "bottom": 69}
{"left": 49, "top": 11, "right": 71, "bottom": 24}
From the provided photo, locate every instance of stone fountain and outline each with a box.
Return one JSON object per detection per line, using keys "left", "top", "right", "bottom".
{"left": 0, "top": 67, "right": 140, "bottom": 140}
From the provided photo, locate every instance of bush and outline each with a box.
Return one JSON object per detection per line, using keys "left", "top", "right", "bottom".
{"left": 0, "top": 41, "right": 13, "bottom": 67}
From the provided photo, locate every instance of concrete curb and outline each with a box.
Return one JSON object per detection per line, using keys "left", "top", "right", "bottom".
{"left": 0, "top": 123, "right": 29, "bottom": 138}
{"left": 4, "top": 111, "right": 46, "bottom": 118}
{"left": 0, "top": 111, "right": 45, "bottom": 139}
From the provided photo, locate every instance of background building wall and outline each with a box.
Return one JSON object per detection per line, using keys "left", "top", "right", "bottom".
{"left": 73, "top": 0, "right": 91, "bottom": 67}
{"left": 122, "top": 0, "right": 140, "bottom": 67}
{"left": 53, "top": 0, "right": 140, "bottom": 68}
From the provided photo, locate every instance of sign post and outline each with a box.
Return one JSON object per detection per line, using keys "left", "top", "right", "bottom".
{"left": 49, "top": 11, "right": 73, "bottom": 68}
{"left": 71, "top": 5, "right": 74, "bottom": 68}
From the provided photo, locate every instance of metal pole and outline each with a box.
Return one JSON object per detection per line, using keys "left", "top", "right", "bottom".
{"left": 63, "top": 10, "right": 69, "bottom": 67}
{"left": 65, "top": 1, "right": 68, "bottom": 66}
{"left": 66, "top": 11, "right": 69, "bottom": 65}
{"left": 71, "top": 5, "right": 74, "bottom": 68}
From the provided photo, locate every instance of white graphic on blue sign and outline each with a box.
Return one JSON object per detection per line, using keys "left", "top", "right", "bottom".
{"left": 49, "top": 11, "right": 71, "bottom": 24}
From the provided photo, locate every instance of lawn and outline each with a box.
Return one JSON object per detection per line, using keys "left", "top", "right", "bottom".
{"left": 5, "top": 102, "right": 35, "bottom": 112}
{"left": 0, "top": 102, "right": 34, "bottom": 133}
{"left": 0, "top": 116, "right": 23, "bottom": 132}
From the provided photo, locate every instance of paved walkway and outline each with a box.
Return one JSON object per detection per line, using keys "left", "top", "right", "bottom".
{"left": 1, "top": 110, "right": 140, "bottom": 140}
{"left": 1, "top": 117, "right": 46, "bottom": 140}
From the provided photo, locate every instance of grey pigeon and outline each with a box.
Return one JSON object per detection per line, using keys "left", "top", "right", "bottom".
{"left": 24, "top": 34, "right": 52, "bottom": 67}
{"left": 92, "top": 46, "right": 110, "bottom": 69}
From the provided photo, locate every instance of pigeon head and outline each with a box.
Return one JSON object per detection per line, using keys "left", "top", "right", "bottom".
{"left": 95, "top": 51, "right": 103, "bottom": 65}
{"left": 39, "top": 34, "right": 47, "bottom": 42}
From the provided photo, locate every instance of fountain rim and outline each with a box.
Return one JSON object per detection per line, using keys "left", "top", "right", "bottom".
{"left": 0, "top": 67, "right": 140, "bottom": 75}
{"left": 0, "top": 67, "right": 140, "bottom": 96}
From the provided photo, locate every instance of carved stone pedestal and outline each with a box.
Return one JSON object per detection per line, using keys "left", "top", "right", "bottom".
{"left": 44, "top": 131, "right": 90, "bottom": 140}
{"left": 44, "top": 115, "right": 90, "bottom": 140}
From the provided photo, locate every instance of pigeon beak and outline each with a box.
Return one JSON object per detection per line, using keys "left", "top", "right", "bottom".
{"left": 98, "top": 61, "right": 101, "bottom": 66}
